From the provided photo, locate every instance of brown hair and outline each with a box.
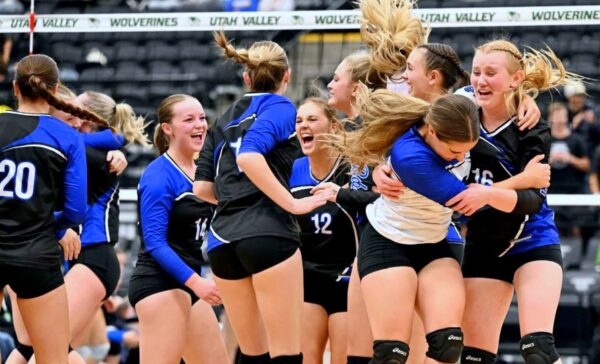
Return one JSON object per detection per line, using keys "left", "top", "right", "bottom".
{"left": 49, "top": 83, "right": 77, "bottom": 115}
{"left": 15, "top": 54, "right": 111, "bottom": 129}
{"left": 475, "top": 40, "right": 580, "bottom": 116}
{"left": 418, "top": 43, "right": 470, "bottom": 91}
{"left": 333, "top": 88, "right": 479, "bottom": 167}
{"left": 359, "top": 0, "right": 429, "bottom": 86}
{"left": 154, "top": 94, "right": 197, "bottom": 155}
{"left": 214, "top": 31, "right": 289, "bottom": 93}
{"left": 547, "top": 102, "right": 567, "bottom": 119}
{"left": 79, "top": 91, "right": 149, "bottom": 146}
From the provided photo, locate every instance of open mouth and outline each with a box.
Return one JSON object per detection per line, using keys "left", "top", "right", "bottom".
{"left": 191, "top": 132, "right": 204, "bottom": 143}
{"left": 300, "top": 132, "right": 314, "bottom": 147}
{"left": 478, "top": 90, "right": 492, "bottom": 97}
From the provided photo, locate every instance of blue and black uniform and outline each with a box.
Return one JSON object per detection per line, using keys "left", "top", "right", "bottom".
{"left": 129, "top": 153, "right": 213, "bottom": 307}
{"left": 358, "top": 125, "right": 467, "bottom": 279}
{"left": 0, "top": 111, "right": 87, "bottom": 298}
{"left": 290, "top": 156, "right": 378, "bottom": 314}
{"left": 195, "top": 93, "right": 301, "bottom": 280}
{"left": 67, "top": 131, "right": 126, "bottom": 299}
{"left": 463, "top": 115, "right": 561, "bottom": 283}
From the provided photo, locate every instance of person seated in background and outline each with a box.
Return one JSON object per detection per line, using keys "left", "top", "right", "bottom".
{"left": 564, "top": 81, "right": 599, "bottom": 157}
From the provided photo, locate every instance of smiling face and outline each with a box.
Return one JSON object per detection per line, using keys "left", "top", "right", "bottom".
{"left": 471, "top": 51, "right": 523, "bottom": 113}
{"left": 162, "top": 97, "right": 207, "bottom": 154}
{"left": 296, "top": 100, "right": 337, "bottom": 156}
{"left": 327, "top": 59, "right": 357, "bottom": 115}
{"left": 402, "top": 48, "right": 432, "bottom": 100}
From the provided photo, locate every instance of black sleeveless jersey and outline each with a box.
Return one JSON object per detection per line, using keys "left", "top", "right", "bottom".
{"left": 0, "top": 111, "right": 87, "bottom": 267}
{"left": 289, "top": 156, "right": 378, "bottom": 277}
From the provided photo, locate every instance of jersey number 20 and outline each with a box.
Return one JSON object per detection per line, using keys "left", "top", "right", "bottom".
{"left": 0, "top": 160, "right": 36, "bottom": 199}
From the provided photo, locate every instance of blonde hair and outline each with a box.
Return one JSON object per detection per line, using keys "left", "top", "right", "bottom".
{"left": 343, "top": 52, "right": 387, "bottom": 90}
{"left": 359, "top": 0, "right": 429, "bottom": 85}
{"left": 476, "top": 40, "right": 580, "bottom": 116}
{"left": 154, "top": 94, "right": 198, "bottom": 155}
{"left": 79, "top": 91, "right": 149, "bottom": 146}
{"left": 214, "top": 31, "right": 289, "bottom": 92}
{"left": 333, "top": 87, "right": 479, "bottom": 167}
{"left": 49, "top": 83, "right": 77, "bottom": 115}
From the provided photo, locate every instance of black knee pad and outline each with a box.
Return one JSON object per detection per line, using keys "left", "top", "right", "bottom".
{"left": 370, "top": 340, "right": 409, "bottom": 364}
{"left": 520, "top": 332, "right": 560, "bottom": 364}
{"left": 348, "top": 356, "right": 371, "bottom": 364}
{"left": 239, "top": 352, "right": 270, "bottom": 364}
{"left": 15, "top": 341, "right": 34, "bottom": 360}
{"left": 425, "top": 327, "right": 464, "bottom": 363}
{"left": 270, "top": 353, "right": 303, "bottom": 364}
{"left": 462, "top": 346, "right": 497, "bottom": 364}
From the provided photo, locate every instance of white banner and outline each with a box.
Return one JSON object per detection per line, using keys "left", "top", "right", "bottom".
{"left": 0, "top": 6, "right": 598, "bottom": 33}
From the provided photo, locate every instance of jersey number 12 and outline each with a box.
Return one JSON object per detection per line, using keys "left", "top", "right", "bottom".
{"left": 311, "top": 213, "right": 332, "bottom": 235}
{"left": 0, "top": 160, "right": 36, "bottom": 199}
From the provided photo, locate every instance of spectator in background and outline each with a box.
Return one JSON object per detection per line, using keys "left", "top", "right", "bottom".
{"left": 0, "top": 34, "right": 13, "bottom": 110}
{"left": 548, "top": 102, "right": 596, "bottom": 261}
{"left": 564, "top": 81, "right": 599, "bottom": 156}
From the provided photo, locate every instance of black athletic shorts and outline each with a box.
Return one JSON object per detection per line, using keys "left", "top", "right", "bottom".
{"left": 208, "top": 236, "right": 300, "bottom": 280}
{"left": 462, "top": 243, "right": 563, "bottom": 283}
{"left": 128, "top": 265, "right": 198, "bottom": 308}
{"left": 304, "top": 268, "right": 349, "bottom": 315}
{"left": 358, "top": 223, "right": 459, "bottom": 279}
{"left": 69, "top": 243, "right": 121, "bottom": 300}
{"left": 1, "top": 264, "right": 64, "bottom": 299}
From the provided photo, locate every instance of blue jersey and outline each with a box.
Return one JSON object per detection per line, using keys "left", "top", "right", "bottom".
{"left": 0, "top": 111, "right": 87, "bottom": 267}
{"left": 367, "top": 125, "right": 466, "bottom": 245}
{"left": 137, "top": 154, "right": 213, "bottom": 284}
{"left": 196, "top": 93, "right": 301, "bottom": 251}
{"left": 466, "top": 115, "right": 559, "bottom": 256}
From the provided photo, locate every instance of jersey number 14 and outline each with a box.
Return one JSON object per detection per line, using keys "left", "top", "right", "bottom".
{"left": 0, "top": 159, "right": 36, "bottom": 199}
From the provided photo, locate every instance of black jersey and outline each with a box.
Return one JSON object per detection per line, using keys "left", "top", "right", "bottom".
{"left": 137, "top": 154, "right": 213, "bottom": 284}
{"left": 196, "top": 93, "right": 301, "bottom": 251}
{"left": 0, "top": 111, "right": 87, "bottom": 267}
{"left": 289, "top": 156, "right": 378, "bottom": 277}
{"left": 466, "top": 116, "right": 559, "bottom": 256}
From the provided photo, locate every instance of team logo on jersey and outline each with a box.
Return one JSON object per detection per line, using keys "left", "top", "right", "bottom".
{"left": 349, "top": 164, "right": 369, "bottom": 191}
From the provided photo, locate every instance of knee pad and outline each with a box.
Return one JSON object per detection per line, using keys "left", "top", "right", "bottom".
{"left": 425, "top": 327, "right": 464, "bottom": 363}
{"left": 520, "top": 332, "right": 560, "bottom": 364}
{"left": 88, "top": 343, "right": 111, "bottom": 361}
{"left": 462, "top": 346, "right": 497, "bottom": 364}
{"left": 371, "top": 340, "right": 409, "bottom": 364}
{"left": 15, "top": 341, "right": 34, "bottom": 361}
{"left": 239, "top": 352, "right": 270, "bottom": 364}
{"left": 270, "top": 353, "right": 303, "bottom": 364}
{"left": 347, "top": 356, "right": 371, "bottom": 364}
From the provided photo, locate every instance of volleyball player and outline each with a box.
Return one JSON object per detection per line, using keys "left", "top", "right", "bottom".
{"left": 193, "top": 32, "right": 327, "bottom": 364}
{"left": 6, "top": 85, "right": 132, "bottom": 364}
{"left": 448, "top": 40, "right": 576, "bottom": 364}
{"left": 0, "top": 54, "right": 104, "bottom": 364}
{"left": 334, "top": 90, "right": 524, "bottom": 364}
{"left": 291, "top": 97, "right": 379, "bottom": 364}
{"left": 129, "top": 94, "right": 227, "bottom": 364}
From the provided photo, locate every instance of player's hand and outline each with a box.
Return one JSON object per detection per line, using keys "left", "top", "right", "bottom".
{"left": 311, "top": 182, "right": 341, "bottom": 202}
{"left": 517, "top": 95, "right": 541, "bottom": 131}
{"left": 107, "top": 150, "right": 128, "bottom": 175}
{"left": 187, "top": 275, "right": 221, "bottom": 305}
{"left": 373, "top": 164, "right": 405, "bottom": 199}
{"left": 287, "top": 194, "right": 329, "bottom": 215}
{"left": 523, "top": 154, "right": 551, "bottom": 189}
{"left": 58, "top": 228, "right": 81, "bottom": 260}
{"left": 446, "top": 184, "right": 491, "bottom": 216}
